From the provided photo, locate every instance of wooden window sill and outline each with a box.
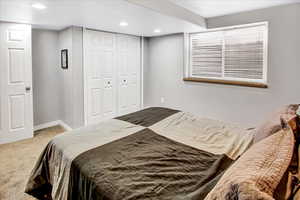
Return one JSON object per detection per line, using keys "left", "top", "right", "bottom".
{"left": 183, "top": 77, "right": 268, "bottom": 88}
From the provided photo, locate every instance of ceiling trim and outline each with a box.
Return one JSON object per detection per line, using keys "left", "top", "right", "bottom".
{"left": 126, "top": 0, "right": 207, "bottom": 28}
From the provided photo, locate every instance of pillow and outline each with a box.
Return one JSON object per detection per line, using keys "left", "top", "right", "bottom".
{"left": 253, "top": 104, "right": 299, "bottom": 143}
{"left": 204, "top": 126, "right": 295, "bottom": 200}
{"left": 275, "top": 115, "right": 300, "bottom": 199}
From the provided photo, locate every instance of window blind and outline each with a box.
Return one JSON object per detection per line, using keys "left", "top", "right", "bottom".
{"left": 190, "top": 32, "right": 223, "bottom": 78}
{"left": 188, "top": 23, "right": 267, "bottom": 84}
{"left": 224, "top": 25, "right": 265, "bottom": 80}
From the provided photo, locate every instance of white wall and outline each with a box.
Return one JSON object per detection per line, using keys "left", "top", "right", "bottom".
{"left": 32, "top": 29, "right": 61, "bottom": 126}
{"left": 144, "top": 4, "right": 300, "bottom": 126}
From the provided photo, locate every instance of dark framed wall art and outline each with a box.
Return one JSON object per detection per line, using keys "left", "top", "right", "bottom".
{"left": 61, "top": 49, "right": 68, "bottom": 69}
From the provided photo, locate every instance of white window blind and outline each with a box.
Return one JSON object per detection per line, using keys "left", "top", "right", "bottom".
{"left": 187, "top": 22, "right": 268, "bottom": 86}
{"left": 190, "top": 32, "right": 223, "bottom": 78}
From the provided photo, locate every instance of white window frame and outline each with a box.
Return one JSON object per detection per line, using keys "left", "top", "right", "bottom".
{"left": 184, "top": 22, "right": 269, "bottom": 88}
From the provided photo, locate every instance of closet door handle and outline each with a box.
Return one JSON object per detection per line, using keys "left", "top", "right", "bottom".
{"left": 25, "top": 86, "right": 31, "bottom": 92}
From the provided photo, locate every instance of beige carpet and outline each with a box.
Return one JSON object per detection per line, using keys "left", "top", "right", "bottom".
{"left": 0, "top": 126, "right": 65, "bottom": 200}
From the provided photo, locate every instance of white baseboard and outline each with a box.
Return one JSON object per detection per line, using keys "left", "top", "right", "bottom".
{"left": 34, "top": 121, "right": 61, "bottom": 131}
{"left": 0, "top": 132, "right": 33, "bottom": 144}
{"left": 34, "top": 120, "right": 73, "bottom": 132}
{"left": 59, "top": 120, "right": 73, "bottom": 131}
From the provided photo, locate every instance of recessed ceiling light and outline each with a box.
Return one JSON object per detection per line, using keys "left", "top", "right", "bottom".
{"left": 154, "top": 29, "right": 161, "bottom": 33}
{"left": 120, "top": 21, "right": 128, "bottom": 27}
{"left": 32, "top": 3, "right": 47, "bottom": 10}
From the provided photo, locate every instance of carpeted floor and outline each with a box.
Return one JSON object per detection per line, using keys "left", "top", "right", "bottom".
{"left": 0, "top": 125, "right": 65, "bottom": 200}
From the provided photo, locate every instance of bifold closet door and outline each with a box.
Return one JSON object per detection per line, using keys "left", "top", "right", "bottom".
{"left": 0, "top": 23, "right": 33, "bottom": 144}
{"left": 84, "top": 30, "right": 117, "bottom": 125}
{"left": 117, "top": 35, "right": 141, "bottom": 116}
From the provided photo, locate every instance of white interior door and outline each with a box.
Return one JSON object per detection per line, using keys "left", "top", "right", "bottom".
{"left": 117, "top": 35, "right": 141, "bottom": 115}
{"left": 84, "top": 30, "right": 117, "bottom": 125}
{"left": 0, "top": 23, "right": 33, "bottom": 144}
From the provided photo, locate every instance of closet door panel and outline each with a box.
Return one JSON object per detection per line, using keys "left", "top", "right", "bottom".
{"left": 116, "top": 35, "right": 141, "bottom": 116}
{"left": 117, "top": 35, "right": 129, "bottom": 115}
{"left": 128, "top": 76, "right": 138, "bottom": 108}
{"left": 87, "top": 51, "right": 103, "bottom": 123}
{"left": 84, "top": 30, "right": 141, "bottom": 124}
{"left": 84, "top": 30, "right": 116, "bottom": 125}
{"left": 128, "top": 37, "right": 140, "bottom": 75}
{"left": 128, "top": 53, "right": 138, "bottom": 75}
{"left": 128, "top": 37, "right": 140, "bottom": 111}
{"left": 101, "top": 50, "right": 114, "bottom": 118}
{"left": 118, "top": 78, "right": 129, "bottom": 115}
{"left": 103, "top": 78, "right": 114, "bottom": 117}
{"left": 90, "top": 88, "right": 102, "bottom": 117}
{"left": 90, "top": 51, "right": 102, "bottom": 79}
{"left": 102, "top": 51, "right": 114, "bottom": 77}
{"left": 119, "top": 52, "right": 128, "bottom": 76}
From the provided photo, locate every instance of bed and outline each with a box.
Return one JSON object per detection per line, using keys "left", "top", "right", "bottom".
{"left": 25, "top": 107, "right": 299, "bottom": 200}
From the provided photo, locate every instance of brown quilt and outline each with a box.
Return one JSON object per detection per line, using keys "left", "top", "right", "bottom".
{"left": 25, "top": 107, "right": 254, "bottom": 200}
{"left": 69, "top": 129, "right": 232, "bottom": 200}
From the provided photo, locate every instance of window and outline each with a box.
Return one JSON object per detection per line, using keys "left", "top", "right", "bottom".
{"left": 184, "top": 22, "right": 268, "bottom": 88}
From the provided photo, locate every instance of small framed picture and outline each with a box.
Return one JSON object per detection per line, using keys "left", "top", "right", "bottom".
{"left": 61, "top": 49, "right": 68, "bottom": 69}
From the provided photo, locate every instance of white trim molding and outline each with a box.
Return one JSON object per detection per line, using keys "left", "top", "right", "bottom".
{"left": 59, "top": 120, "right": 73, "bottom": 131}
{"left": 34, "top": 120, "right": 73, "bottom": 132}
{"left": 83, "top": 28, "right": 89, "bottom": 126}
{"left": 34, "top": 120, "right": 61, "bottom": 131}
{"left": 141, "top": 37, "right": 144, "bottom": 109}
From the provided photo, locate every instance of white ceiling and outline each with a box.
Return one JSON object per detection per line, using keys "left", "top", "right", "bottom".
{"left": 0, "top": 0, "right": 204, "bottom": 37}
{"left": 170, "top": 0, "right": 300, "bottom": 18}
{"left": 0, "top": 0, "right": 299, "bottom": 36}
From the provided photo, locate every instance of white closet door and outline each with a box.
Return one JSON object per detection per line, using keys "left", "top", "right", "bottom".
{"left": 84, "top": 30, "right": 117, "bottom": 125}
{"left": 117, "top": 35, "right": 141, "bottom": 115}
{"left": 0, "top": 23, "right": 33, "bottom": 144}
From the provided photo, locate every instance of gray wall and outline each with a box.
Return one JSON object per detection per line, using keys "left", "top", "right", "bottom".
{"left": 144, "top": 4, "right": 300, "bottom": 126}
{"left": 58, "top": 27, "right": 73, "bottom": 127}
{"left": 142, "top": 37, "right": 149, "bottom": 107}
{"left": 32, "top": 27, "right": 84, "bottom": 128}
{"left": 32, "top": 29, "right": 61, "bottom": 126}
{"left": 58, "top": 27, "right": 84, "bottom": 129}
{"left": 71, "top": 27, "right": 84, "bottom": 128}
